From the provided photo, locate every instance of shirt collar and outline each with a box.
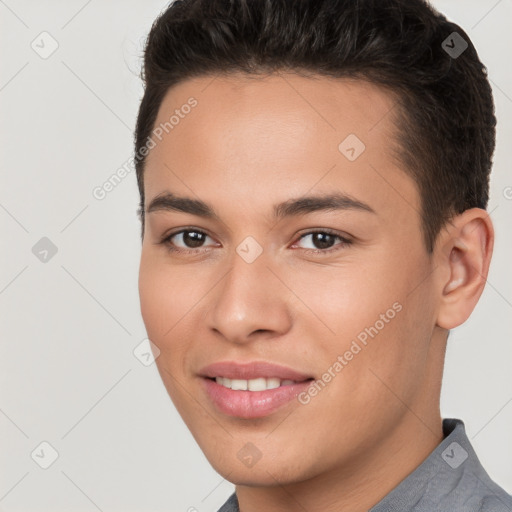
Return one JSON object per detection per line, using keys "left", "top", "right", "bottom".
{"left": 370, "top": 417, "right": 511, "bottom": 511}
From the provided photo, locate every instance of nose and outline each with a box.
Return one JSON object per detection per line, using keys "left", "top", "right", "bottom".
{"left": 206, "top": 248, "right": 293, "bottom": 345}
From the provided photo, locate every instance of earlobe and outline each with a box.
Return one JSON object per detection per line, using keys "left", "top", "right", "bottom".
{"left": 436, "top": 209, "right": 494, "bottom": 330}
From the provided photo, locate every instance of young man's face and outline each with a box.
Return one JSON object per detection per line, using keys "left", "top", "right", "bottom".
{"left": 138, "top": 73, "right": 446, "bottom": 485}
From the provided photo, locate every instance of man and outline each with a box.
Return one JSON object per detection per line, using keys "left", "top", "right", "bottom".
{"left": 135, "top": 0, "right": 512, "bottom": 510}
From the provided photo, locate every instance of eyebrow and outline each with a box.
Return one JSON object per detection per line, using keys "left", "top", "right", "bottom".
{"left": 146, "top": 191, "right": 376, "bottom": 221}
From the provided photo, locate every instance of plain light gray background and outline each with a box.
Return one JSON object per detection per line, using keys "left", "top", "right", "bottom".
{"left": 1, "top": 1, "right": 511, "bottom": 511}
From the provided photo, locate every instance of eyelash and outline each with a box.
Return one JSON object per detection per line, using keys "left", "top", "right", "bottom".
{"left": 158, "top": 227, "right": 353, "bottom": 256}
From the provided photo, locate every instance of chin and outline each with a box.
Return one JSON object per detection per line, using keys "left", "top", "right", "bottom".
{"left": 203, "top": 447, "right": 313, "bottom": 487}
{"left": 213, "top": 464, "right": 301, "bottom": 487}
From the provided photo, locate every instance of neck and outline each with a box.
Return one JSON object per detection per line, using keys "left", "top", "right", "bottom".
{"left": 235, "top": 410, "right": 444, "bottom": 512}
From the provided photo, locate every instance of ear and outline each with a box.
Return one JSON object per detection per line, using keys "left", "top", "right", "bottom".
{"left": 435, "top": 208, "right": 494, "bottom": 330}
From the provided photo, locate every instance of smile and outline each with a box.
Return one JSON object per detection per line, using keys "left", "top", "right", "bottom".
{"left": 212, "top": 376, "right": 303, "bottom": 391}
{"left": 201, "top": 376, "right": 314, "bottom": 418}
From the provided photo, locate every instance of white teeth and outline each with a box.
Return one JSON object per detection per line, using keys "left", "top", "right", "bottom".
{"left": 230, "top": 379, "right": 247, "bottom": 390}
{"left": 266, "top": 377, "right": 280, "bottom": 389}
{"left": 214, "top": 376, "right": 299, "bottom": 391}
{"left": 248, "top": 378, "right": 267, "bottom": 391}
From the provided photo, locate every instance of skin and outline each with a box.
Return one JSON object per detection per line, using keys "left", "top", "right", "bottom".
{"left": 138, "top": 72, "right": 494, "bottom": 512}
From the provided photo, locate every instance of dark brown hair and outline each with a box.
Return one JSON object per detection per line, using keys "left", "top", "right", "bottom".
{"left": 134, "top": 0, "right": 496, "bottom": 252}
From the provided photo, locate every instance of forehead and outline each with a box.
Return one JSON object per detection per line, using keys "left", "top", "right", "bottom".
{"left": 143, "top": 72, "right": 418, "bottom": 224}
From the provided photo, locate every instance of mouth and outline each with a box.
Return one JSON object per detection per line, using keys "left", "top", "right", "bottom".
{"left": 201, "top": 376, "right": 315, "bottom": 419}
{"left": 199, "top": 361, "right": 314, "bottom": 419}
{"left": 198, "top": 360, "right": 316, "bottom": 418}
{"left": 201, "top": 377, "right": 314, "bottom": 419}
{"left": 205, "top": 376, "right": 314, "bottom": 391}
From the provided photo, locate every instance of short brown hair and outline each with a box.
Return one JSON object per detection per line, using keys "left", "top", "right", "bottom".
{"left": 134, "top": 0, "right": 496, "bottom": 252}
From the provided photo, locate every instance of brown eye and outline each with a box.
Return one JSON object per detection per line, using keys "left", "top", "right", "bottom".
{"left": 159, "top": 229, "right": 215, "bottom": 254}
{"left": 174, "top": 230, "right": 208, "bottom": 248}
{"left": 294, "top": 230, "right": 353, "bottom": 254}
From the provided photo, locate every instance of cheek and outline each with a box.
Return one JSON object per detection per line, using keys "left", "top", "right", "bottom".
{"left": 138, "top": 254, "right": 187, "bottom": 346}
{"left": 138, "top": 259, "right": 194, "bottom": 402}
{"left": 300, "top": 249, "right": 434, "bottom": 385}
{"left": 288, "top": 256, "right": 400, "bottom": 341}
{"left": 339, "top": 253, "right": 437, "bottom": 399}
{"left": 138, "top": 260, "right": 168, "bottom": 339}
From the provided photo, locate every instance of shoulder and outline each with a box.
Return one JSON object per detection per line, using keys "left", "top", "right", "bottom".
{"left": 462, "top": 472, "right": 512, "bottom": 512}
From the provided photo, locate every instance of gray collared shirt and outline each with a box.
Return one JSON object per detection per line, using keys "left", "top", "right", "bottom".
{"left": 217, "top": 418, "right": 512, "bottom": 511}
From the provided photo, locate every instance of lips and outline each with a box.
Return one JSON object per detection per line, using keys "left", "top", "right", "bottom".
{"left": 198, "top": 360, "right": 314, "bottom": 381}
{"left": 201, "top": 377, "right": 314, "bottom": 418}
{"left": 198, "top": 361, "right": 316, "bottom": 418}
